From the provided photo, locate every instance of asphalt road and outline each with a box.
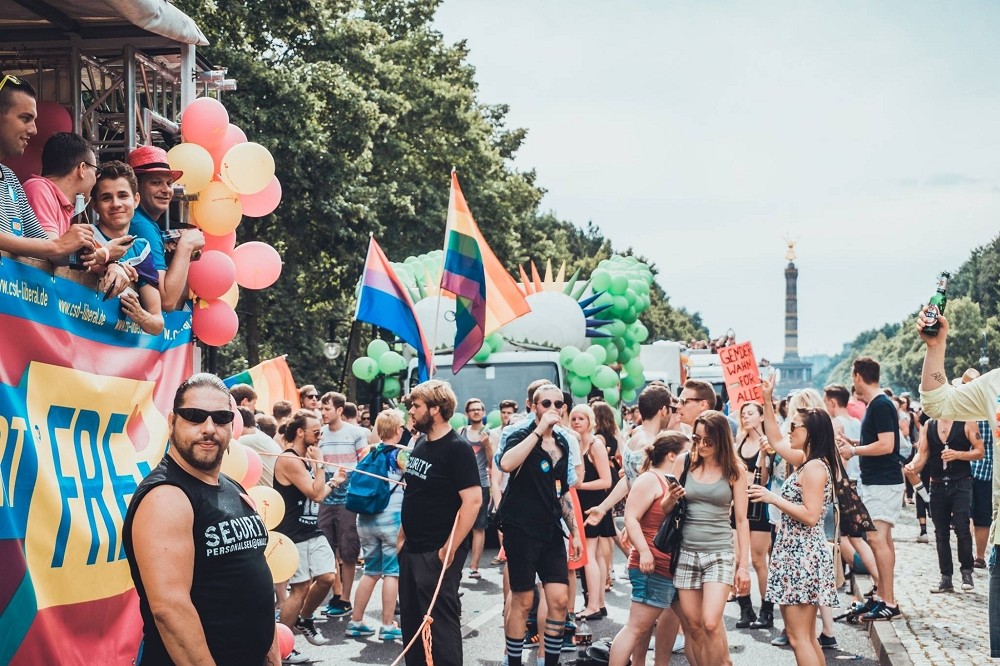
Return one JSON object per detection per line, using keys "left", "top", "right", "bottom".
{"left": 289, "top": 546, "right": 878, "bottom": 665}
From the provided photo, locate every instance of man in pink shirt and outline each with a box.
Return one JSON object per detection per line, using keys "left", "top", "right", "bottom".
{"left": 23, "top": 132, "right": 98, "bottom": 239}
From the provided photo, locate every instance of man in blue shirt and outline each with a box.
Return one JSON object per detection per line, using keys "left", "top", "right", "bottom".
{"left": 126, "top": 145, "right": 204, "bottom": 311}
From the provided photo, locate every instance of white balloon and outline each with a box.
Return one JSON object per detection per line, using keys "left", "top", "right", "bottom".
{"left": 500, "top": 292, "right": 587, "bottom": 350}
{"left": 413, "top": 295, "right": 458, "bottom": 351}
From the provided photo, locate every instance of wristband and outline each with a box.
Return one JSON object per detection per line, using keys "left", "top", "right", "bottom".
{"left": 533, "top": 430, "right": 543, "bottom": 438}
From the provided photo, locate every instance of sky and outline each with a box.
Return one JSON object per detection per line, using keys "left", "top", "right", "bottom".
{"left": 433, "top": 1, "right": 1000, "bottom": 362}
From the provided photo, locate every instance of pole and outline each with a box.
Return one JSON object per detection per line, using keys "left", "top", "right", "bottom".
{"left": 339, "top": 316, "right": 360, "bottom": 393}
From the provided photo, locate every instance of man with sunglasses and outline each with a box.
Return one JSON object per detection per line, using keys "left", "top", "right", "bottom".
{"left": 123, "top": 373, "right": 280, "bottom": 666}
{"left": 497, "top": 384, "right": 583, "bottom": 666}
{"left": 0, "top": 75, "right": 95, "bottom": 262}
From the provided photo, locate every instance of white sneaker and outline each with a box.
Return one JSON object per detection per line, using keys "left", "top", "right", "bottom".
{"left": 672, "top": 635, "right": 686, "bottom": 653}
{"left": 283, "top": 649, "right": 310, "bottom": 664}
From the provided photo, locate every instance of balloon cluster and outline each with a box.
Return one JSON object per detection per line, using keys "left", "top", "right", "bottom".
{"left": 563, "top": 255, "right": 654, "bottom": 405}
{"left": 351, "top": 339, "right": 407, "bottom": 399}
{"left": 169, "top": 97, "right": 284, "bottom": 347}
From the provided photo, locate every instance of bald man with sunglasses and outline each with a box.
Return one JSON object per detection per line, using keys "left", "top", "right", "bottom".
{"left": 123, "top": 373, "right": 281, "bottom": 665}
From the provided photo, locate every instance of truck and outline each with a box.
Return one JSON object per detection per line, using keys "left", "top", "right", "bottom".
{"left": 406, "top": 349, "right": 566, "bottom": 411}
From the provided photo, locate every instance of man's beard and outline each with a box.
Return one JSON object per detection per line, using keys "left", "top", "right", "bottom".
{"left": 173, "top": 436, "right": 227, "bottom": 472}
{"left": 413, "top": 411, "right": 434, "bottom": 434}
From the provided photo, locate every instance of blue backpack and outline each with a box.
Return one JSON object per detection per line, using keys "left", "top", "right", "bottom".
{"left": 345, "top": 444, "right": 400, "bottom": 515}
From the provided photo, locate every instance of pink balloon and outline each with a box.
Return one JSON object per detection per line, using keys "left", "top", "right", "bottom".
{"left": 209, "top": 124, "right": 248, "bottom": 174}
{"left": 202, "top": 230, "right": 237, "bottom": 256}
{"left": 2, "top": 145, "right": 41, "bottom": 183}
{"left": 34, "top": 102, "right": 73, "bottom": 140}
{"left": 192, "top": 299, "right": 239, "bottom": 347}
{"left": 181, "top": 97, "right": 230, "bottom": 149}
{"left": 243, "top": 447, "right": 263, "bottom": 487}
{"left": 233, "top": 242, "right": 282, "bottom": 290}
{"left": 230, "top": 394, "right": 244, "bottom": 439}
{"left": 188, "top": 250, "right": 236, "bottom": 301}
{"left": 240, "top": 177, "right": 282, "bottom": 217}
{"left": 276, "top": 623, "right": 295, "bottom": 659}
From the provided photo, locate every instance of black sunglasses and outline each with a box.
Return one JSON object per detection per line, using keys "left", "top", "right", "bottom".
{"left": 305, "top": 393, "right": 319, "bottom": 399}
{"left": 536, "top": 399, "right": 565, "bottom": 409}
{"left": 175, "top": 407, "right": 236, "bottom": 425}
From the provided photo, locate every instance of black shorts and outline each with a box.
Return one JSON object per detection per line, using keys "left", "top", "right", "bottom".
{"left": 473, "top": 487, "right": 490, "bottom": 531}
{"left": 730, "top": 505, "right": 772, "bottom": 533}
{"left": 503, "top": 527, "right": 569, "bottom": 592}
{"left": 971, "top": 478, "right": 992, "bottom": 527}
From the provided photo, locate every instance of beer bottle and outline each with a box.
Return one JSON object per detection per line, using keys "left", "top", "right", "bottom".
{"left": 922, "top": 272, "right": 950, "bottom": 337}
{"left": 67, "top": 193, "right": 88, "bottom": 270}
{"left": 747, "top": 452, "right": 767, "bottom": 522}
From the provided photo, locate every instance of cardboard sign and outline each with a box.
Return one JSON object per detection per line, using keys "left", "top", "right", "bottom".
{"left": 719, "top": 341, "right": 762, "bottom": 412}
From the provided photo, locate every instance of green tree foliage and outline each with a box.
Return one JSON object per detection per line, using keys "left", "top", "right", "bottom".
{"left": 174, "top": 0, "right": 705, "bottom": 387}
{"left": 816, "top": 232, "right": 1000, "bottom": 394}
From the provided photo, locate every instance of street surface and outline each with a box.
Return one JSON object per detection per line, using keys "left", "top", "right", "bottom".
{"left": 289, "top": 546, "right": 878, "bottom": 665}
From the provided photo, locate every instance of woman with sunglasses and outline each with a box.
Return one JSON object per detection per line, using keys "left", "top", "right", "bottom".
{"left": 661, "top": 410, "right": 750, "bottom": 666}
{"left": 570, "top": 404, "right": 613, "bottom": 621}
{"left": 732, "top": 401, "right": 775, "bottom": 630}
{"left": 748, "top": 382, "right": 841, "bottom": 666}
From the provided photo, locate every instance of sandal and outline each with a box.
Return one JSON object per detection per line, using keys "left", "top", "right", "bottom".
{"left": 575, "top": 609, "right": 603, "bottom": 622}
{"left": 468, "top": 569, "right": 481, "bottom": 579}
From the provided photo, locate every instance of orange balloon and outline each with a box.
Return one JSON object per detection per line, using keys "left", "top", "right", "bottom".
{"left": 265, "top": 531, "right": 299, "bottom": 583}
{"left": 191, "top": 181, "right": 242, "bottom": 235}
{"left": 248, "top": 486, "right": 285, "bottom": 530}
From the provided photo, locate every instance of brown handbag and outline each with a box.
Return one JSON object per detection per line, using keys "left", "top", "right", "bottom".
{"left": 832, "top": 459, "right": 876, "bottom": 536}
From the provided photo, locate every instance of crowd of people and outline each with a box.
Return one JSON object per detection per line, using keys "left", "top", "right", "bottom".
{"left": 0, "top": 75, "right": 205, "bottom": 327}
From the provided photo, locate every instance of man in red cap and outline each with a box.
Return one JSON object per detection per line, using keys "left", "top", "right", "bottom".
{"left": 127, "top": 144, "right": 204, "bottom": 311}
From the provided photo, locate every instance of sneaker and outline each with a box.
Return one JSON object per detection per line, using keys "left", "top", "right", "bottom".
{"left": 672, "top": 634, "right": 686, "bottom": 653}
{"left": 346, "top": 621, "right": 376, "bottom": 637}
{"left": 295, "top": 616, "right": 330, "bottom": 645}
{"left": 818, "top": 633, "right": 838, "bottom": 650}
{"left": 468, "top": 569, "right": 482, "bottom": 579}
{"left": 283, "top": 649, "right": 311, "bottom": 664}
{"left": 379, "top": 624, "right": 403, "bottom": 641}
{"left": 322, "top": 600, "right": 352, "bottom": 617}
{"left": 862, "top": 601, "right": 901, "bottom": 621}
{"left": 562, "top": 622, "right": 577, "bottom": 651}
{"left": 930, "top": 576, "right": 954, "bottom": 593}
{"left": 962, "top": 572, "right": 975, "bottom": 591}
{"left": 916, "top": 533, "right": 929, "bottom": 544}
{"left": 975, "top": 558, "right": 988, "bottom": 569}
{"left": 771, "top": 630, "right": 789, "bottom": 647}
{"left": 852, "top": 596, "right": 879, "bottom": 615}
{"left": 863, "top": 584, "right": 877, "bottom": 599}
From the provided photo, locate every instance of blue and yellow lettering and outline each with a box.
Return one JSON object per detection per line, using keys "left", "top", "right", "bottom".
{"left": 49, "top": 406, "right": 78, "bottom": 568}
{"left": 102, "top": 412, "right": 137, "bottom": 561}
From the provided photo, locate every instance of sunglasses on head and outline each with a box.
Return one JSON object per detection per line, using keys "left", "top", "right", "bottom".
{"left": 0, "top": 74, "right": 24, "bottom": 94}
{"left": 175, "top": 407, "right": 235, "bottom": 425}
{"left": 536, "top": 399, "right": 565, "bottom": 409}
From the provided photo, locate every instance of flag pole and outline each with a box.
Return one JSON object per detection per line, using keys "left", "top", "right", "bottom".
{"left": 429, "top": 168, "right": 457, "bottom": 379}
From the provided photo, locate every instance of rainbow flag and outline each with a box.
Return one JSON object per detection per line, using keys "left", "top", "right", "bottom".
{"left": 356, "top": 237, "right": 435, "bottom": 382}
{"left": 223, "top": 356, "right": 300, "bottom": 414}
{"left": 441, "top": 171, "right": 530, "bottom": 372}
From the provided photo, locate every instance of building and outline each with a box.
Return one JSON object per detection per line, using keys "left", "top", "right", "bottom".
{"left": 774, "top": 241, "right": 813, "bottom": 393}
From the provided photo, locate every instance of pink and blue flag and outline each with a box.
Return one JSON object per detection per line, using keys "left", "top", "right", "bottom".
{"left": 356, "top": 237, "right": 435, "bottom": 382}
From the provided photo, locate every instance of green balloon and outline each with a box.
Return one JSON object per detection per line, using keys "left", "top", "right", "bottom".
{"left": 635, "top": 322, "right": 649, "bottom": 343}
{"left": 603, "top": 344, "right": 619, "bottom": 364}
{"left": 612, "top": 296, "right": 629, "bottom": 315}
{"left": 618, "top": 348, "right": 632, "bottom": 364}
{"left": 367, "top": 339, "right": 390, "bottom": 360}
{"left": 592, "top": 365, "right": 618, "bottom": 390}
{"left": 449, "top": 413, "right": 469, "bottom": 429}
{"left": 620, "top": 372, "right": 642, "bottom": 390}
{"left": 382, "top": 377, "right": 401, "bottom": 399}
{"left": 560, "top": 346, "right": 581, "bottom": 368}
{"left": 625, "top": 358, "right": 644, "bottom": 377}
{"left": 571, "top": 352, "right": 598, "bottom": 378}
{"left": 622, "top": 389, "right": 637, "bottom": 403}
{"left": 352, "top": 357, "right": 379, "bottom": 382}
{"left": 570, "top": 376, "right": 592, "bottom": 398}
{"left": 622, "top": 307, "right": 638, "bottom": 324}
{"left": 609, "top": 320, "right": 627, "bottom": 338}
{"left": 624, "top": 288, "right": 637, "bottom": 305}
{"left": 610, "top": 274, "right": 629, "bottom": 295}
{"left": 378, "top": 351, "right": 405, "bottom": 375}
{"left": 592, "top": 269, "right": 612, "bottom": 292}
{"left": 487, "top": 332, "right": 505, "bottom": 352}
{"left": 595, "top": 292, "right": 615, "bottom": 309}
{"left": 486, "top": 409, "right": 502, "bottom": 428}
{"left": 587, "top": 344, "right": 607, "bottom": 365}
{"left": 474, "top": 343, "right": 492, "bottom": 363}
{"left": 603, "top": 387, "right": 621, "bottom": 405}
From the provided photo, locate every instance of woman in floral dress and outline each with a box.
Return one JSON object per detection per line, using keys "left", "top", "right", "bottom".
{"left": 748, "top": 383, "right": 841, "bottom": 666}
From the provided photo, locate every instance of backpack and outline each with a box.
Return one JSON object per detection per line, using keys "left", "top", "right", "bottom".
{"left": 345, "top": 444, "right": 400, "bottom": 515}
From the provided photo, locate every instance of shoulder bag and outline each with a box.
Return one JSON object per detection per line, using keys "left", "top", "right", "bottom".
{"left": 653, "top": 452, "right": 691, "bottom": 573}
{"left": 832, "top": 457, "right": 876, "bottom": 536}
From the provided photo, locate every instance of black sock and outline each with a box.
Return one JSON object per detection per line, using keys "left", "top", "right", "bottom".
{"left": 505, "top": 635, "right": 524, "bottom": 666}
{"left": 920, "top": 525, "right": 927, "bottom": 535}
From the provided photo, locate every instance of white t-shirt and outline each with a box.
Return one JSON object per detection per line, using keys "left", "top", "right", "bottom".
{"left": 834, "top": 414, "right": 863, "bottom": 481}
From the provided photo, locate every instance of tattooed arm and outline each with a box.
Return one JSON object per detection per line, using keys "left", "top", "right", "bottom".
{"left": 560, "top": 490, "right": 583, "bottom": 561}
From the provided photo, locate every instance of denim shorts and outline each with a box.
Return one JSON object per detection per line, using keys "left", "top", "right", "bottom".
{"left": 629, "top": 568, "right": 677, "bottom": 609}
{"left": 357, "top": 510, "right": 401, "bottom": 577}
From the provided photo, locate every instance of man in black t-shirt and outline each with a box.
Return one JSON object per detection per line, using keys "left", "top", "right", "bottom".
{"left": 399, "top": 380, "right": 482, "bottom": 666}
{"left": 839, "top": 357, "right": 903, "bottom": 621}
{"left": 123, "top": 374, "right": 279, "bottom": 665}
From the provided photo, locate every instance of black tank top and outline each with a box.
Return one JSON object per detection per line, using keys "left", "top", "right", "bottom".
{"left": 123, "top": 455, "right": 273, "bottom": 665}
{"left": 926, "top": 420, "right": 972, "bottom": 481}
{"left": 274, "top": 448, "right": 324, "bottom": 543}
